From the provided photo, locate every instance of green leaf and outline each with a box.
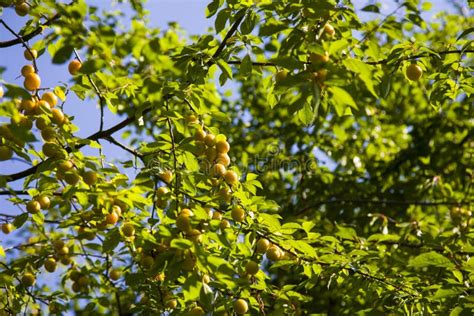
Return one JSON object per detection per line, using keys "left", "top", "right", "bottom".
{"left": 182, "top": 273, "right": 201, "bottom": 301}
{"left": 258, "top": 213, "right": 281, "bottom": 231}
{"left": 206, "top": 0, "right": 222, "bottom": 17}
{"left": 31, "top": 212, "right": 44, "bottom": 225}
{"left": 343, "top": 58, "right": 378, "bottom": 97}
{"left": 452, "top": 270, "right": 463, "bottom": 283}
{"left": 408, "top": 252, "right": 455, "bottom": 269}
{"left": 431, "top": 288, "right": 462, "bottom": 300}
{"left": 52, "top": 45, "right": 74, "bottom": 64}
{"left": 54, "top": 86, "right": 67, "bottom": 101}
{"left": 240, "top": 11, "right": 258, "bottom": 35}
{"left": 215, "top": 9, "right": 229, "bottom": 33}
{"left": 199, "top": 283, "right": 214, "bottom": 311}
{"left": 239, "top": 54, "right": 252, "bottom": 77}
{"left": 449, "top": 307, "right": 464, "bottom": 316}
{"left": 361, "top": 4, "right": 380, "bottom": 13}
{"left": 271, "top": 56, "right": 304, "bottom": 69}
{"left": 13, "top": 213, "right": 29, "bottom": 228}
{"left": 335, "top": 225, "right": 357, "bottom": 240}
{"left": 259, "top": 20, "right": 288, "bottom": 36}
{"left": 380, "top": 74, "right": 392, "bottom": 98}
{"left": 170, "top": 238, "right": 193, "bottom": 249}
{"left": 0, "top": 273, "right": 13, "bottom": 286}
{"left": 141, "top": 229, "right": 158, "bottom": 244}
{"left": 328, "top": 86, "right": 358, "bottom": 112}
{"left": 216, "top": 59, "right": 233, "bottom": 80}
{"left": 289, "top": 240, "right": 317, "bottom": 258}
{"left": 421, "top": 2, "right": 432, "bottom": 11}
{"left": 4, "top": 84, "right": 31, "bottom": 99}
{"left": 103, "top": 228, "right": 121, "bottom": 252}
{"left": 297, "top": 102, "right": 315, "bottom": 126}
{"left": 80, "top": 59, "right": 106, "bottom": 75}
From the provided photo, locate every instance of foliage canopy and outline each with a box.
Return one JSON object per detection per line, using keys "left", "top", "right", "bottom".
{"left": 0, "top": 0, "right": 473, "bottom": 315}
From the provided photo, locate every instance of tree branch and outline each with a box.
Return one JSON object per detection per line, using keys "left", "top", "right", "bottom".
{"left": 349, "top": 4, "right": 404, "bottom": 55}
{"left": 254, "top": 229, "right": 419, "bottom": 297}
{"left": 226, "top": 49, "right": 474, "bottom": 68}
{"left": 0, "top": 14, "right": 60, "bottom": 48}
{"left": 206, "top": 10, "right": 247, "bottom": 66}
{"left": 366, "top": 49, "right": 474, "bottom": 65}
{"left": 295, "top": 198, "right": 472, "bottom": 216}
{"left": 165, "top": 100, "right": 180, "bottom": 212}
{"left": 0, "top": 107, "right": 151, "bottom": 183}
{"left": 103, "top": 135, "right": 144, "bottom": 159}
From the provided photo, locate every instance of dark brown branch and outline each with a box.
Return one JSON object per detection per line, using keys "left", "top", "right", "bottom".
{"left": 254, "top": 230, "right": 418, "bottom": 297}
{"left": 350, "top": 266, "right": 418, "bottom": 297}
{"left": 206, "top": 10, "right": 247, "bottom": 66}
{"left": 0, "top": 190, "right": 65, "bottom": 196}
{"left": 366, "top": 49, "right": 474, "bottom": 65}
{"left": 226, "top": 49, "right": 474, "bottom": 68}
{"left": 1, "top": 107, "right": 151, "bottom": 183}
{"left": 165, "top": 100, "right": 180, "bottom": 212}
{"left": 227, "top": 60, "right": 277, "bottom": 67}
{"left": 308, "top": 198, "right": 472, "bottom": 206}
{"left": 0, "top": 212, "right": 61, "bottom": 224}
{"left": 0, "top": 14, "right": 60, "bottom": 48}
{"left": 0, "top": 190, "right": 31, "bottom": 196}
{"left": 295, "top": 198, "right": 472, "bottom": 216}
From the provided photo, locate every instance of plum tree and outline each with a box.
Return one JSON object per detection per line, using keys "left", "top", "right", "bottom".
{"left": 0, "top": 1, "right": 472, "bottom": 315}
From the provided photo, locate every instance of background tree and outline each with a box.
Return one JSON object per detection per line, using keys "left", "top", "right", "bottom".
{"left": 0, "top": 0, "right": 472, "bottom": 315}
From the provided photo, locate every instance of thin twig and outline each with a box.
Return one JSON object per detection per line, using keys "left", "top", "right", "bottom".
{"left": 295, "top": 198, "right": 473, "bottom": 216}
{"left": 349, "top": 4, "right": 405, "bottom": 55}
{"left": 0, "top": 190, "right": 63, "bottom": 196}
{"left": 0, "top": 14, "right": 60, "bottom": 48}
{"left": 0, "top": 19, "right": 38, "bottom": 72}
{"left": 104, "top": 136, "right": 144, "bottom": 160}
{"left": 73, "top": 48, "right": 106, "bottom": 132}
{"left": 0, "top": 212, "right": 61, "bottom": 224}
{"left": 165, "top": 101, "right": 180, "bottom": 212}
{"left": 253, "top": 230, "right": 419, "bottom": 297}
{"left": 151, "top": 177, "right": 159, "bottom": 222}
{"left": 1, "top": 107, "right": 151, "bottom": 183}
